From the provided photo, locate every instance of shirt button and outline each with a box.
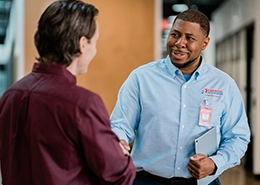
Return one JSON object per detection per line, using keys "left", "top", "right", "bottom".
{"left": 177, "top": 167, "right": 181, "bottom": 170}
{"left": 183, "top": 104, "right": 186, "bottom": 108}
{"left": 183, "top": 85, "right": 187, "bottom": 88}
{"left": 182, "top": 125, "right": 185, "bottom": 129}
{"left": 179, "top": 146, "right": 182, "bottom": 150}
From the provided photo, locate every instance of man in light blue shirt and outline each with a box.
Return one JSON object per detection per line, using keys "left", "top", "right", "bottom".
{"left": 110, "top": 9, "right": 250, "bottom": 185}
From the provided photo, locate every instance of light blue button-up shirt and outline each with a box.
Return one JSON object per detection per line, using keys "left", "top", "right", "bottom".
{"left": 110, "top": 56, "right": 250, "bottom": 178}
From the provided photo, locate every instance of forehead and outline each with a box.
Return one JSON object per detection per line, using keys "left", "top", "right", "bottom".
{"left": 171, "top": 19, "right": 202, "bottom": 35}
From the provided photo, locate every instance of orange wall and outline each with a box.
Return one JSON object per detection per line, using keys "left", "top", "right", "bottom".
{"left": 25, "top": 0, "right": 155, "bottom": 113}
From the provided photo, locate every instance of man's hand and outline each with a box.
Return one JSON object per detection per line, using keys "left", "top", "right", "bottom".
{"left": 119, "top": 139, "right": 131, "bottom": 155}
{"left": 188, "top": 154, "right": 216, "bottom": 179}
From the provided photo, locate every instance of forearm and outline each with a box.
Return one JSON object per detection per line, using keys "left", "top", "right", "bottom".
{"left": 210, "top": 138, "right": 249, "bottom": 175}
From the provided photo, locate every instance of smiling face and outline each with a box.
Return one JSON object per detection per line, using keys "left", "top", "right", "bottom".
{"left": 166, "top": 19, "right": 210, "bottom": 74}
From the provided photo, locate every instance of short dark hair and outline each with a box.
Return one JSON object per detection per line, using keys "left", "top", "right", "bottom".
{"left": 173, "top": 9, "right": 210, "bottom": 37}
{"left": 34, "top": 0, "right": 99, "bottom": 66}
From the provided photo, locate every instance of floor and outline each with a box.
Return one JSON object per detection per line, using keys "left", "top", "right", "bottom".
{"left": 219, "top": 165, "right": 260, "bottom": 185}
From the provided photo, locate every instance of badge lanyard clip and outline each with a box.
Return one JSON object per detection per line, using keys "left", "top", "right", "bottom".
{"left": 204, "top": 98, "right": 209, "bottom": 107}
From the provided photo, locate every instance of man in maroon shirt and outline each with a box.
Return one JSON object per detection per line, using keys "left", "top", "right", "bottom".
{"left": 0, "top": 1, "right": 135, "bottom": 184}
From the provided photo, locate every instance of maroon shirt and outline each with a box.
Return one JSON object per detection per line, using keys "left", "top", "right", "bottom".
{"left": 0, "top": 63, "right": 135, "bottom": 185}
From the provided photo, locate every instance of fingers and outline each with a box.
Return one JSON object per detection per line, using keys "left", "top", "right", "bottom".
{"left": 188, "top": 154, "right": 207, "bottom": 179}
{"left": 119, "top": 142, "right": 130, "bottom": 155}
{"left": 120, "top": 139, "right": 131, "bottom": 151}
{"left": 119, "top": 139, "right": 131, "bottom": 155}
{"left": 188, "top": 162, "right": 200, "bottom": 179}
{"left": 188, "top": 167, "right": 199, "bottom": 179}
{"left": 190, "top": 154, "right": 206, "bottom": 161}
{"left": 188, "top": 154, "right": 216, "bottom": 179}
{"left": 188, "top": 154, "right": 206, "bottom": 171}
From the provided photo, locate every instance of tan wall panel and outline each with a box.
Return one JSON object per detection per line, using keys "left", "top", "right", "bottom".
{"left": 25, "top": 0, "right": 155, "bottom": 113}
{"left": 25, "top": 0, "right": 54, "bottom": 73}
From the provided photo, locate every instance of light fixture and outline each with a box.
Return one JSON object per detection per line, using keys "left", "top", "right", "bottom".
{"left": 172, "top": 4, "right": 188, "bottom": 12}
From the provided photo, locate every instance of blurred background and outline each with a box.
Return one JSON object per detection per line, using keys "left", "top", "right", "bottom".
{"left": 0, "top": 0, "right": 259, "bottom": 184}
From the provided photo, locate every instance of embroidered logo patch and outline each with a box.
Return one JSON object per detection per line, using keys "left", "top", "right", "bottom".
{"left": 201, "top": 88, "right": 223, "bottom": 98}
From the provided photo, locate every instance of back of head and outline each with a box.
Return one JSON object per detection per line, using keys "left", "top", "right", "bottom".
{"left": 173, "top": 9, "right": 210, "bottom": 37}
{"left": 34, "top": 0, "right": 99, "bottom": 66}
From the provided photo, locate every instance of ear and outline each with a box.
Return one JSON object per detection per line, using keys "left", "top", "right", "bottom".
{"left": 202, "top": 37, "right": 210, "bottom": 50}
{"left": 79, "top": 36, "right": 88, "bottom": 53}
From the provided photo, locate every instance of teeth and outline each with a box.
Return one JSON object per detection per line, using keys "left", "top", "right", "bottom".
{"left": 174, "top": 52, "right": 182, "bottom": 56}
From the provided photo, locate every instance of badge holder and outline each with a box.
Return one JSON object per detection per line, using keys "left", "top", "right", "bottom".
{"left": 199, "top": 98, "right": 212, "bottom": 127}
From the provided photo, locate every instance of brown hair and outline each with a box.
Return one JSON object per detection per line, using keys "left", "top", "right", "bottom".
{"left": 34, "top": 0, "right": 99, "bottom": 66}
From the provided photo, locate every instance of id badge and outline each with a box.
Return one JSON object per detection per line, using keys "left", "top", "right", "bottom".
{"left": 199, "top": 106, "right": 212, "bottom": 127}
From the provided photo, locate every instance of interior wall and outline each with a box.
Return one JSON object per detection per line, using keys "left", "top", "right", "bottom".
{"left": 0, "top": 0, "right": 24, "bottom": 90}
{"left": 254, "top": 0, "right": 260, "bottom": 176}
{"left": 212, "top": 0, "right": 254, "bottom": 43}
{"left": 212, "top": 0, "right": 260, "bottom": 175}
{"left": 25, "top": 0, "right": 157, "bottom": 113}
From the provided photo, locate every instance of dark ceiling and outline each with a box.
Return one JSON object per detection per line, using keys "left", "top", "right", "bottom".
{"left": 0, "top": 0, "right": 227, "bottom": 45}
{"left": 163, "top": 0, "right": 227, "bottom": 20}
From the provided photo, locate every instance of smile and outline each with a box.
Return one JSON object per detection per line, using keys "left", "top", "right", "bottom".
{"left": 172, "top": 50, "right": 189, "bottom": 59}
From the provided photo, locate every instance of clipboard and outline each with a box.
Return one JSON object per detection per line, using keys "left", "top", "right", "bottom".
{"left": 194, "top": 127, "right": 218, "bottom": 185}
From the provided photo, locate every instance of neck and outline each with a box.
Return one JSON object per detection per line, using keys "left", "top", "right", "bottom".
{"left": 66, "top": 59, "right": 78, "bottom": 76}
{"left": 180, "top": 55, "right": 201, "bottom": 75}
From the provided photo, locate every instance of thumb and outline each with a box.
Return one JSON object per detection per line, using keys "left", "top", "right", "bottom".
{"left": 190, "top": 154, "right": 206, "bottom": 161}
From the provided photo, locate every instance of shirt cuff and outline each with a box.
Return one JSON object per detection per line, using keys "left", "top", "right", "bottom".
{"left": 112, "top": 128, "right": 129, "bottom": 143}
{"left": 209, "top": 154, "right": 226, "bottom": 176}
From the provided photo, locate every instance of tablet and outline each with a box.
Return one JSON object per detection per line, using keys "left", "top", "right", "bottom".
{"left": 195, "top": 127, "right": 218, "bottom": 185}
{"left": 195, "top": 126, "right": 217, "bottom": 156}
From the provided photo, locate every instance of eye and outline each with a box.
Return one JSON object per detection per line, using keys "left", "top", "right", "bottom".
{"left": 187, "top": 36, "right": 196, "bottom": 41}
{"left": 170, "top": 32, "right": 179, "bottom": 38}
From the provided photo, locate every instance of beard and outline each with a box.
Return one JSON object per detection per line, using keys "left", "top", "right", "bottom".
{"left": 172, "top": 55, "right": 201, "bottom": 69}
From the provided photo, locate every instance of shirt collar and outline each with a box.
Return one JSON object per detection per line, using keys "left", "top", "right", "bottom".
{"left": 195, "top": 56, "right": 206, "bottom": 80}
{"left": 32, "top": 62, "right": 76, "bottom": 85}
{"left": 165, "top": 55, "right": 206, "bottom": 81}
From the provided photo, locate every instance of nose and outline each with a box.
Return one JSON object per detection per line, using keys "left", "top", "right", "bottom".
{"left": 175, "top": 37, "right": 186, "bottom": 48}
